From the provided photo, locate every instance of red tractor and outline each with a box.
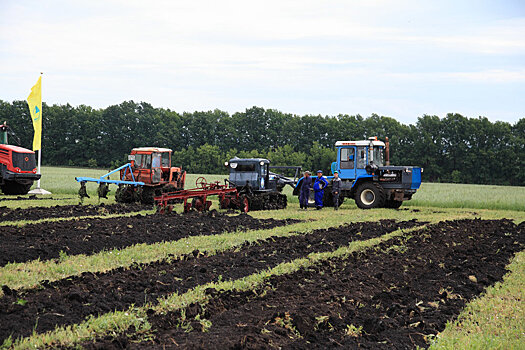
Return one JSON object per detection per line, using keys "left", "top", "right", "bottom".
{"left": 116, "top": 147, "right": 186, "bottom": 204}
{"left": 0, "top": 123, "right": 40, "bottom": 195}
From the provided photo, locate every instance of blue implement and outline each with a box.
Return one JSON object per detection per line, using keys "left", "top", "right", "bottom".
{"left": 75, "top": 163, "right": 144, "bottom": 186}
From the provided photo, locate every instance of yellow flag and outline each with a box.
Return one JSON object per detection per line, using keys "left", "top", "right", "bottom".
{"left": 27, "top": 76, "right": 42, "bottom": 151}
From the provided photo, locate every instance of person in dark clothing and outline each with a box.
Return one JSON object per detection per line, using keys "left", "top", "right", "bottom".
{"left": 313, "top": 170, "right": 328, "bottom": 209}
{"left": 331, "top": 171, "right": 342, "bottom": 210}
{"left": 299, "top": 171, "right": 312, "bottom": 210}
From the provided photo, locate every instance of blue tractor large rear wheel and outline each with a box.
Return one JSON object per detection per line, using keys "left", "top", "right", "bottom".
{"left": 354, "top": 182, "right": 385, "bottom": 209}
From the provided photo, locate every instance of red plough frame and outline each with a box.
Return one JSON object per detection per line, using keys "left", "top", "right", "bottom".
{"left": 154, "top": 177, "right": 246, "bottom": 213}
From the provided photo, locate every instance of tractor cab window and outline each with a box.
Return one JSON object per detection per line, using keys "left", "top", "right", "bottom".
{"left": 340, "top": 148, "right": 355, "bottom": 169}
{"left": 356, "top": 146, "right": 367, "bottom": 169}
{"left": 134, "top": 154, "right": 151, "bottom": 169}
{"left": 152, "top": 153, "right": 162, "bottom": 168}
{"left": 261, "top": 163, "right": 268, "bottom": 176}
{"left": 161, "top": 152, "right": 170, "bottom": 167}
{"left": 232, "top": 163, "right": 256, "bottom": 172}
{"left": 372, "top": 147, "right": 384, "bottom": 167}
{"left": 133, "top": 154, "right": 142, "bottom": 168}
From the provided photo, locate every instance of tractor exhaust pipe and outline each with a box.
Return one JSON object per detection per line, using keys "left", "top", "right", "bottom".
{"left": 385, "top": 137, "right": 390, "bottom": 166}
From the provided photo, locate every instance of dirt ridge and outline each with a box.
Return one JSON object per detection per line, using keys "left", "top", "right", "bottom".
{"left": 0, "top": 203, "right": 149, "bottom": 223}
{"left": 0, "top": 211, "right": 296, "bottom": 266}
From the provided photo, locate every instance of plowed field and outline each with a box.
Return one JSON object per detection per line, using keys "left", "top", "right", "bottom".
{"left": 1, "top": 198, "right": 523, "bottom": 350}
{"left": 84, "top": 219, "right": 523, "bottom": 349}
{"left": 0, "top": 203, "right": 148, "bottom": 222}
{"left": 0, "top": 219, "right": 422, "bottom": 342}
{"left": 0, "top": 211, "right": 297, "bottom": 266}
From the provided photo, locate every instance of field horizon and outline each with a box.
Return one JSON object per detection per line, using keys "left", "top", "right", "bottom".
{"left": 6, "top": 166, "right": 522, "bottom": 212}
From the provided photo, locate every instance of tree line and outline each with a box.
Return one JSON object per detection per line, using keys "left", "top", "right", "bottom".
{"left": 0, "top": 100, "right": 523, "bottom": 186}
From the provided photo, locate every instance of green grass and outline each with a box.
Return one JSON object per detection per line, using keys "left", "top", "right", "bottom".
{"left": 30, "top": 166, "right": 226, "bottom": 195}
{"left": 406, "top": 182, "right": 525, "bottom": 211}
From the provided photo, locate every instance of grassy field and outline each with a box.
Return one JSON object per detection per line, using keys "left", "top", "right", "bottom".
{"left": 407, "top": 182, "right": 525, "bottom": 211}
{"left": 0, "top": 166, "right": 523, "bottom": 349}
{"left": 28, "top": 166, "right": 227, "bottom": 196}
{"left": 12, "top": 166, "right": 524, "bottom": 212}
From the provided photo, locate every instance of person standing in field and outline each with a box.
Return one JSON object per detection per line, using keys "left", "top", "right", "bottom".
{"left": 299, "top": 171, "right": 312, "bottom": 210}
{"left": 331, "top": 171, "right": 342, "bottom": 210}
{"left": 313, "top": 170, "right": 328, "bottom": 210}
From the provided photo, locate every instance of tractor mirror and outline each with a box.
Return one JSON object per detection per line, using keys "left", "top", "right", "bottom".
{"left": 348, "top": 155, "right": 354, "bottom": 161}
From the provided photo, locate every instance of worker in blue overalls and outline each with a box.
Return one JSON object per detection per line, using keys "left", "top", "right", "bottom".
{"left": 313, "top": 170, "right": 328, "bottom": 210}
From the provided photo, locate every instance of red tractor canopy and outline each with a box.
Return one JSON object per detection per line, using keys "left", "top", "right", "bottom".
{"left": 0, "top": 144, "right": 40, "bottom": 195}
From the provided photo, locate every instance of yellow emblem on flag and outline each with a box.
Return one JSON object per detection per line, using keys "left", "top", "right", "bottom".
{"left": 27, "top": 76, "right": 42, "bottom": 151}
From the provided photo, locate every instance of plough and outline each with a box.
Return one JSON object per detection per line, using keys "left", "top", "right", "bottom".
{"left": 75, "top": 163, "right": 144, "bottom": 201}
{"left": 154, "top": 177, "right": 248, "bottom": 213}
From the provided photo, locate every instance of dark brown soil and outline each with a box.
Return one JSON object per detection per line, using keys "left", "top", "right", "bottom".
{"left": 0, "top": 195, "right": 74, "bottom": 202}
{"left": 0, "top": 220, "right": 421, "bottom": 343}
{"left": 0, "top": 211, "right": 297, "bottom": 266}
{"left": 115, "top": 219, "right": 523, "bottom": 349}
{"left": 0, "top": 203, "right": 149, "bottom": 222}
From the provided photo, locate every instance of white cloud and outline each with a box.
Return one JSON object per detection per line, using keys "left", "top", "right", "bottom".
{"left": 0, "top": 0, "right": 523, "bottom": 123}
{"left": 384, "top": 69, "right": 525, "bottom": 83}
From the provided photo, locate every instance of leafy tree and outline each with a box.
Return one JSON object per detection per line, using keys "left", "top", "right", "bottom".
{"left": 0, "top": 99, "right": 522, "bottom": 185}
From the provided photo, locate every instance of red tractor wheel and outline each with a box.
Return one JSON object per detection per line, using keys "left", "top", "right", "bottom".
{"left": 195, "top": 177, "right": 207, "bottom": 189}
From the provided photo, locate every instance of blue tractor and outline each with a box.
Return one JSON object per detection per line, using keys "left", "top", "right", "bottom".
{"left": 295, "top": 137, "right": 422, "bottom": 209}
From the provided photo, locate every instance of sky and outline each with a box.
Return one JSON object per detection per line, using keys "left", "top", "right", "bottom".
{"left": 0, "top": 0, "right": 524, "bottom": 124}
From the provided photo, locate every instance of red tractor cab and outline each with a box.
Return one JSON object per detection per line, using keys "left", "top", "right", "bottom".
{"left": 117, "top": 147, "right": 186, "bottom": 203}
{"left": 0, "top": 123, "right": 41, "bottom": 195}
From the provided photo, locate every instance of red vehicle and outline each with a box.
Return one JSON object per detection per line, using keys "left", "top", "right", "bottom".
{"left": 0, "top": 144, "right": 40, "bottom": 195}
{"left": 116, "top": 147, "right": 186, "bottom": 203}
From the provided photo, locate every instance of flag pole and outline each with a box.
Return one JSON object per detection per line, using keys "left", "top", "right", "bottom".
{"left": 28, "top": 72, "right": 51, "bottom": 195}
{"left": 36, "top": 149, "right": 41, "bottom": 188}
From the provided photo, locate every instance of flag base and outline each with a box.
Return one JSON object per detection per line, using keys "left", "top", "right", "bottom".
{"left": 28, "top": 187, "right": 52, "bottom": 195}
